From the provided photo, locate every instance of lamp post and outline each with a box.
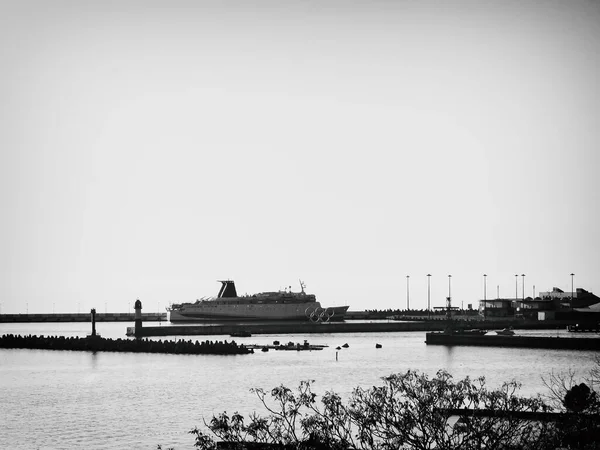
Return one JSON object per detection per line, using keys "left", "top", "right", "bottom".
{"left": 448, "top": 275, "right": 452, "bottom": 299}
{"left": 406, "top": 275, "right": 410, "bottom": 310}
{"left": 521, "top": 274, "right": 525, "bottom": 300}
{"left": 483, "top": 274, "right": 487, "bottom": 318}
{"left": 515, "top": 274, "right": 518, "bottom": 301}
{"left": 427, "top": 274, "right": 431, "bottom": 320}
{"left": 571, "top": 273, "right": 575, "bottom": 305}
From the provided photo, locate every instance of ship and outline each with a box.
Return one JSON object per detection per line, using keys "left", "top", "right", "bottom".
{"left": 168, "top": 280, "right": 349, "bottom": 323}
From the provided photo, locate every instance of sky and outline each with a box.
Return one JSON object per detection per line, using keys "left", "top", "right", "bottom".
{"left": 1, "top": 0, "right": 599, "bottom": 314}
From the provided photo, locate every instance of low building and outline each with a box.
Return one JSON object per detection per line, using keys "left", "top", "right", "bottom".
{"left": 515, "top": 297, "right": 556, "bottom": 319}
{"left": 479, "top": 299, "right": 515, "bottom": 317}
{"left": 479, "top": 286, "right": 599, "bottom": 320}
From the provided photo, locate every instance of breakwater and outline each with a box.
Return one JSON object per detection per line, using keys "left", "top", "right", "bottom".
{"left": 0, "top": 334, "right": 253, "bottom": 355}
{"left": 0, "top": 312, "right": 167, "bottom": 323}
{"left": 425, "top": 332, "right": 600, "bottom": 350}
{"left": 128, "top": 319, "right": 573, "bottom": 337}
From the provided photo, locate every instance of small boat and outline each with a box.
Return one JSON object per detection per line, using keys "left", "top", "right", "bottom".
{"left": 495, "top": 327, "right": 515, "bottom": 336}
{"left": 342, "top": 343, "right": 349, "bottom": 348}
{"left": 375, "top": 343, "right": 382, "bottom": 349}
{"left": 230, "top": 331, "right": 251, "bottom": 337}
{"left": 456, "top": 329, "right": 488, "bottom": 336}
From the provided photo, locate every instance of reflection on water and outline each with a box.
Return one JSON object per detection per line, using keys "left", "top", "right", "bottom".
{"left": 1, "top": 322, "right": 598, "bottom": 449}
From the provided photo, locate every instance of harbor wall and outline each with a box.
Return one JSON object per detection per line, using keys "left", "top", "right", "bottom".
{"left": 425, "top": 333, "right": 600, "bottom": 350}
{"left": 0, "top": 313, "right": 167, "bottom": 323}
{"left": 130, "top": 319, "right": 574, "bottom": 337}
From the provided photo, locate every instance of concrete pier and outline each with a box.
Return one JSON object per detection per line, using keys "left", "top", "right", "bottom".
{"left": 126, "top": 319, "right": 574, "bottom": 337}
{"left": 0, "top": 312, "right": 167, "bottom": 323}
{"left": 425, "top": 332, "right": 600, "bottom": 350}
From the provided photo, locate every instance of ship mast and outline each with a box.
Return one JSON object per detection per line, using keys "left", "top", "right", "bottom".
{"left": 299, "top": 279, "right": 306, "bottom": 294}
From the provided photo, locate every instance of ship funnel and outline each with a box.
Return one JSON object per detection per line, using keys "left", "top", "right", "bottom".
{"left": 217, "top": 280, "right": 238, "bottom": 298}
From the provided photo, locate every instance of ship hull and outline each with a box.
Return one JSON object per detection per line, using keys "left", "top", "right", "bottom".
{"left": 169, "top": 304, "right": 349, "bottom": 323}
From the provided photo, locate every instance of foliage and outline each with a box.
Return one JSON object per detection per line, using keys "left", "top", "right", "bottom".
{"left": 188, "top": 370, "right": 559, "bottom": 450}
{"left": 542, "top": 356, "right": 600, "bottom": 449}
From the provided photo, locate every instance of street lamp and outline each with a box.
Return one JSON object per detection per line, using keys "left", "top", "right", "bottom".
{"left": 448, "top": 274, "right": 452, "bottom": 299}
{"left": 406, "top": 275, "right": 410, "bottom": 310}
{"left": 427, "top": 274, "right": 431, "bottom": 319}
{"left": 483, "top": 274, "right": 487, "bottom": 318}
{"left": 521, "top": 274, "right": 525, "bottom": 300}
{"left": 571, "top": 273, "right": 575, "bottom": 305}
{"left": 515, "top": 274, "right": 518, "bottom": 301}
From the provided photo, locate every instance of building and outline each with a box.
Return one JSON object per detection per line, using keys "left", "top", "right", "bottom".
{"left": 479, "top": 287, "right": 599, "bottom": 320}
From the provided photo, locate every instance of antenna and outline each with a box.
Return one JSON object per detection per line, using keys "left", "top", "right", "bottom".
{"left": 299, "top": 279, "right": 306, "bottom": 293}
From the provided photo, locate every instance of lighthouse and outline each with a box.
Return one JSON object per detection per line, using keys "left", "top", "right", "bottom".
{"left": 134, "top": 299, "right": 142, "bottom": 337}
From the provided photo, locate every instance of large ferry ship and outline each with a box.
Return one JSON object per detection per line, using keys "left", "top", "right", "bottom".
{"left": 168, "top": 280, "right": 349, "bottom": 322}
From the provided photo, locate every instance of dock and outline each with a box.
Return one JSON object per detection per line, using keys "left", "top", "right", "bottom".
{"left": 425, "top": 332, "right": 600, "bottom": 351}
{"left": 246, "top": 340, "right": 328, "bottom": 351}
{"left": 0, "top": 313, "right": 167, "bottom": 323}
{"left": 128, "top": 321, "right": 450, "bottom": 337}
{"left": 126, "top": 319, "right": 576, "bottom": 338}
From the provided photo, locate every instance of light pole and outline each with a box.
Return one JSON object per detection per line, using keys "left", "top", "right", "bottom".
{"left": 497, "top": 285, "right": 499, "bottom": 299}
{"left": 571, "top": 273, "right": 575, "bottom": 305}
{"left": 427, "top": 274, "right": 431, "bottom": 319}
{"left": 448, "top": 275, "right": 452, "bottom": 299}
{"left": 515, "top": 274, "right": 518, "bottom": 301}
{"left": 521, "top": 274, "right": 525, "bottom": 300}
{"left": 483, "top": 274, "right": 487, "bottom": 318}
{"left": 406, "top": 275, "right": 410, "bottom": 310}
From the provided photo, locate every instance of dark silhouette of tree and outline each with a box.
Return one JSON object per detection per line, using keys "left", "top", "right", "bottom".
{"left": 188, "top": 370, "right": 557, "bottom": 450}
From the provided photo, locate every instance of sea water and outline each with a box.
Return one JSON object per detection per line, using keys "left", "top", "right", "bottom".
{"left": 0, "top": 322, "right": 597, "bottom": 450}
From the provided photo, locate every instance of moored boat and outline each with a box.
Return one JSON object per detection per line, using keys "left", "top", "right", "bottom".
{"left": 168, "top": 280, "right": 349, "bottom": 323}
{"left": 495, "top": 327, "right": 515, "bottom": 336}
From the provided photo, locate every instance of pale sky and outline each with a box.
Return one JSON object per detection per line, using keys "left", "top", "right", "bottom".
{"left": 1, "top": 0, "right": 599, "bottom": 314}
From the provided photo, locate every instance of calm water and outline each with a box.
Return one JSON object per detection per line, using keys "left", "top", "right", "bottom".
{"left": 1, "top": 321, "right": 598, "bottom": 450}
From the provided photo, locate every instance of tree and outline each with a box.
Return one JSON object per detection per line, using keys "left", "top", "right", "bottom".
{"left": 542, "top": 356, "right": 600, "bottom": 449}
{"left": 188, "top": 370, "right": 556, "bottom": 450}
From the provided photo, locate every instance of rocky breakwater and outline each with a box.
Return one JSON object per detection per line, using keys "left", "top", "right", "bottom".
{"left": 0, "top": 334, "right": 254, "bottom": 355}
